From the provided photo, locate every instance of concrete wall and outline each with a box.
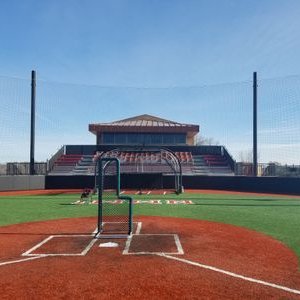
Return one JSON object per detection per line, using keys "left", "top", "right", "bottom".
{"left": 0, "top": 176, "right": 45, "bottom": 191}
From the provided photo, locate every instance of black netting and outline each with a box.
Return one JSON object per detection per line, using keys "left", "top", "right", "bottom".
{"left": 98, "top": 159, "right": 132, "bottom": 235}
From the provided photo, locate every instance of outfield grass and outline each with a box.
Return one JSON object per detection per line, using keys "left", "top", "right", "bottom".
{"left": 0, "top": 192, "right": 300, "bottom": 263}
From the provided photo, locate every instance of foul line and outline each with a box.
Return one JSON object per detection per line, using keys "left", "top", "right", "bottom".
{"left": 157, "top": 254, "right": 300, "bottom": 296}
{"left": 0, "top": 255, "right": 46, "bottom": 267}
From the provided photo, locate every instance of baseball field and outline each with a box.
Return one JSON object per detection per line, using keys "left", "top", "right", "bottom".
{"left": 0, "top": 189, "right": 300, "bottom": 299}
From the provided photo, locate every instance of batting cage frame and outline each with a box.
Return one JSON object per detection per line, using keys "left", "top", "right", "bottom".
{"left": 161, "top": 147, "right": 183, "bottom": 194}
{"left": 95, "top": 147, "right": 183, "bottom": 194}
{"left": 95, "top": 157, "right": 133, "bottom": 237}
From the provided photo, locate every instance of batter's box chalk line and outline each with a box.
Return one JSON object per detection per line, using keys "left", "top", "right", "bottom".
{"left": 22, "top": 222, "right": 142, "bottom": 257}
{"left": 123, "top": 234, "right": 184, "bottom": 255}
{"left": 22, "top": 234, "right": 98, "bottom": 257}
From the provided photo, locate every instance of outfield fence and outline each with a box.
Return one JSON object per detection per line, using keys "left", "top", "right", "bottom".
{"left": 6, "top": 162, "right": 47, "bottom": 176}
{"left": 235, "top": 162, "right": 300, "bottom": 177}
{"left": 0, "top": 175, "right": 45, "bottom": 191}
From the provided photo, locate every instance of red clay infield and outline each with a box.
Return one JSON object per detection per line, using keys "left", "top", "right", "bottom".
{"left": 0, "top": 216, "right": 300, "bottom": 299}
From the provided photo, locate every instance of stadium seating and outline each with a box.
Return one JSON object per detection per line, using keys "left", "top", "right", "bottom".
{"left": 199, "top": 154, "right": 233, "bottom": 175}
{"left": 49, "top": 154, "right": 83, "bottom": 175}
{"left": 48, "top": 151, "right": 234, "bottom": 176}
{"left": 94, "top": 151, "right": 195, "bottom": 174}
{"left": 48, "top": 152, "right": 195, "bottom": 175}
{"left": 203, "top": 154, "right": 229, "bottom": 166}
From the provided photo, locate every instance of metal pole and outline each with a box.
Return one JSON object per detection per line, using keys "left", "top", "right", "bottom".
{"left": 253, "top": 72, "right": 258, "bottom": 176}
{"left": 97, "top": 160, "right": 103, "bottom": 234}
{"left": 30, "top": 70, "right": 36, "bottom": 175}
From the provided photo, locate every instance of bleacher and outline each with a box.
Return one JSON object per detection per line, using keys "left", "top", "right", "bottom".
{"left": 96, "top": 151, "right": 194, "bottom": 175}
{"left": 48, "top": 151, "right": 195, "bottom": 175}
{"left": 49, "top": 154, "right": 83, "bottom": 175}
{"left": 48, "top": 148, "right": 234, "bottom": 176}
{"left": 203, "top": 154, "right": 228, "bottom": 166}
{"left": 197, "top": 154, "right": 234, "bottom": 175}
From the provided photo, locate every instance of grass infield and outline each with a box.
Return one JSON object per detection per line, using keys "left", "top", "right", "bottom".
{"left": 0, "top": 191, "right": 300, "bottom": 263}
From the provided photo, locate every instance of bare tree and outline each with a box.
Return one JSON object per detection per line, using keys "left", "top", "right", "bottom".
{"left": 0, "top": 163, "right": 6, "bottom": 175}
{"left": 196, "top": 135, "right": 219, "bottom": 145}
{"left": 238, "top": 149, "right": 261, "bottom": 163}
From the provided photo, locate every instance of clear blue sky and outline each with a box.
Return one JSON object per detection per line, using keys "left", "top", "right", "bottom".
{"left": 0, "top": 0, "right": 300, "bottom": 164}
{"left": 1, "top": 0, "right": 300, "bottom": 85}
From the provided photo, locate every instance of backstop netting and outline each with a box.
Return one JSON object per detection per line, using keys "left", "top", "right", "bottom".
{"left": 96, "top": 158, "right": 132, "bottom": 236}
{"left": 1, "top": 74, "right": 300, "bottom": 177}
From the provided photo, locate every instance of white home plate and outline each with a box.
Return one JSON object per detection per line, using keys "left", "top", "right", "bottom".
{"left": 99, "top": 242, "right": 119, "bottom": 248}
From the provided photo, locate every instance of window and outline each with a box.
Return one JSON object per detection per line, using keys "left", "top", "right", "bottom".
{"left": 143, "top": 134, "right": 152, "bottom": 145}
{"left": 163, "top": 134, "right": 174, "bottom": 144}
{"left": 174, "top": 134, "right": 186, "bottom": 144}
{"left": 101, "top": 132, "right": 186, "bottom": 145}
{"left": 151, "top": 134, "right": 162, "bottom": 144}
{"left": 103, "top": 133, "right": 114, "bottom": 144}
{"left": 115, "top": 133, "right": 127, "bottom": 144}
{"left": 128, "top": 133, "right": 140, "bottom": 144}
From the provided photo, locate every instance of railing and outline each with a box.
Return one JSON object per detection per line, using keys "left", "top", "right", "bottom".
{"left": 6, "top": 162, "right": 47, "bottom": 175}
{"left": 47, "top": 145, "right": 65, "bottom": 173}
{"left": 235, "top": 162, "right": 300, "bottom": 177}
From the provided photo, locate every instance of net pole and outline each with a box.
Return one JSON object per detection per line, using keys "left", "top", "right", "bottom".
{"left": 97, "top": 159, "right": 103, "bottom": 234}
{"left": 116, "top": 158, "right": 120, "bottom": 196}
{"left": 253, "top": 72, "right": 258, "bottom": 176}
{"left": 30, "top": 70, "right": 36, "bottom": 175}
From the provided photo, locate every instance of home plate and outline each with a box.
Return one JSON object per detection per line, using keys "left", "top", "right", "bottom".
{"left": 99, "top": 242, "right": 119, "bottom": 248}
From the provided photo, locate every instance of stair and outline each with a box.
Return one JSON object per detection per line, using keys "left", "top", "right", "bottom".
{"left": 72, "top": 155, "right": 94, "bottom": 175}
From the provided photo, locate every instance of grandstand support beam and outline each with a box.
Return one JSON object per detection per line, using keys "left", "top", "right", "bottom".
{"left": 253, "top": 72, "right": 258, "bottom": 177}
{"left": 30, "top": 70, "right": 36, "bottom": 175}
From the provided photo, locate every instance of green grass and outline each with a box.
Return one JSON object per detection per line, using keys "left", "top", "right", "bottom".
{"left": 1, "top": 192, "right": 300, "bottom": 263}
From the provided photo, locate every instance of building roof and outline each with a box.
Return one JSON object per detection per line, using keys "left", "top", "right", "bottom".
{"left": 89, "top": 114, "right": 199, "bottom": 135}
